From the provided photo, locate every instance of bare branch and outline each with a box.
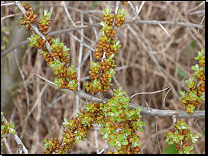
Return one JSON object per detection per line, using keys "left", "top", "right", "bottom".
{"left": 128, "top": 20, "right": 204, "bottom": 30}
{"left": 131, "top": 86, "right": 170, "bottom": 98}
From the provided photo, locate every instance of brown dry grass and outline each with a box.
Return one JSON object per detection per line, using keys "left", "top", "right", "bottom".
{"left": 1, "top": 1, "right": 205, "bottom": 154}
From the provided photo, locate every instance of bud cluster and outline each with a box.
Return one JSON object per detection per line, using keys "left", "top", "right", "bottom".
{"left": 20, "top": 2, "right": 37, "bottom": 30}
{"left": 84, "top": 8, "right": 127, "bottom": 94}
{"left": 37, "top": 9, "right": 52, "bottom": 34}
{"left": 165, "top": 120, "right": 199, "bottom": 154}
{"left": 179, "top": 49, "right": 205, "bottom": 113}
{"left": 1, "top": 112, "right": 16, "bottom": 150}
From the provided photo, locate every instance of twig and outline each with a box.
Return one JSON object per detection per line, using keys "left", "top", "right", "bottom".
{"left": 144, "top": 100, "right": 150, "bottom": 112}
{"left": 156, "top": 118, "right": 162, "bottom": 154}
{"left": 131, "top": 86, "right": 170, "bottom": 98}
{"left": 3, "top": 138, "right": 12, "bottom": 154}
{"left": 133, "top": 1, "right": 145, "bottom": 20}
{"left": 162, "top": 87, "right": 171, "bottom": 109}
{"left": 15, "top": 49, "right": 30, "bottom": 140}
{"left": 76, "top": 11, "right": 84, "bottom": 113}
{"left": 40, "top": 94, "right": 68, "bottom": 120}
{"left": 128, "top": 20, "right": 204, "bottom": 30}
{"left": 1, "top": 12, "right": 29, "bottom": 20}
{"left": 1, "top": 2, "right": 16, "bottom": 6}
{"left": 2, "top": 17, "right": 204, "bottom": 58}
{"left": 187, "top": 1, "right": 205, "bottom": 12}
{"left": 28, "top": 84, "right": 47, "bottom": 117}
{"left": 197, "top": 15, "right": 205, "bottom": 38}
{"left": 157, "top": 22, "right": 171, "bottom": 39}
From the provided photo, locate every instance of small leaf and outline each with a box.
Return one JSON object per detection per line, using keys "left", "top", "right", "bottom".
{"left": 109, "top": 141, "right": 116, "bottom": 147}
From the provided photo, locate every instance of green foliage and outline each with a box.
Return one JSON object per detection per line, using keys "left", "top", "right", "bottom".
{"left": 1, "top": 112, "right": 16, "bottom": 150}
{"left": 179, "top": 48, "right": 205, "bottom": 114}
{"left": 165, "top": 120, "right": 199, "bottom": 154}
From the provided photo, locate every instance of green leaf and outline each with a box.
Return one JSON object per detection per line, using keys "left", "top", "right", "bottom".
{"left": 100, "top": 128, "right": 108, "bottom": 134}
{"left": 110, "top": 134, "right": 116, "bottom": 140}
{"left": 192, "top": 134, "right": 199, "bottom": 143}
{"left": 107, "top": 112, "right": 114, "bottom": 117}
{"left": 63, "top": 118, "right": 70, "bottom": 127}
{"left": 178, "top": 135, "right": 184, "bottom": 140}
{"left": 109, "top": 141, "right": 116, "bottom": 147}
{"left": 54, "top": 70, "right": 58, "bottom": 75}
{"left": 9, "top": 128, "right": 15, "bottom": 134}
{"left": 115, "top": 143, "right": 121, "bottom": 150}
{"left": 121, "top": 140, "right": 128, "bottom": 145}
{"left": 10, "top": 123, "right": 15, "bottom": 128}
{"left": 116, "top": 117, "right": 121, "bottom": 122}
{"left": 112, "top": 107, "right": 116, "bottom": 113}
{"left": 43, "top": 139, "right": 50, "bottom": 148}
{"left": 29, "top": 42, "right": 33, "bottom": 47}
{"left": 117, "top": 135, "right": 123, "bottom": 141}
{"left": 106, "top": 122, "right": 110, "bottom": 128}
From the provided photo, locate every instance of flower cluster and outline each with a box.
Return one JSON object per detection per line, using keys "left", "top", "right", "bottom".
{"left": 179, "top": 48, "right": 205, "bottom": 113}
{"left": 84, "top": 8, "right": 127, "bottom": 94}
{"left": 165, "top": 120, "right": 199, "bottom": 154}
{"left": 19, "top": 2, "right": 78, "bottom": 91}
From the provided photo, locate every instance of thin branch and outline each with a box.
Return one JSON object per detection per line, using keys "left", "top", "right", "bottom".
{"left": 1, "top": 18, "right": 204, "bottom": 58}
{"left": 1, "top": 12, "right": 29, "bottom": 20}
{"left": 128, "top": 20, "right": 204, "bottom": 30}
{"left": 157, "top": 22, "right": 172, "bottom": 39}
{"left": 28, "top": 84, "right": 47, "bottom": 117}
{"left": 133, "top": 1, "right": 145, "bottom": 20}
{"left": 162, "top": 87, "right": 171, "bottom": 109}
{"left": 1, "top": 2, "right": 16, "bottom": 6}
{"left": 197, "top": 15, "right": 205, "bottom": 38}
{"left": 76, "top": 11, "right": 84, "bottom": 114}
{"left": 156, "top": 118, "right": 162, "bottom": 154}
{"left": 3, "top": 138, "right": 12, "bottom": 154}
{"left": 131, "top": 86, "right": 170, "bottom": 98}
{"left": 187, "top": 1, "right": 205, "bottom": 12}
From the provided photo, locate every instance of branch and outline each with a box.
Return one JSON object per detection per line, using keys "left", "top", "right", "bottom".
{"left": 127, "top": 20, "right": 204, "bottom": 30}
{"left": 62, "top": 88, "right": 205, "bottom": 119}
{"left": 2, "top": 17, "right": 204, "bottom": 57}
